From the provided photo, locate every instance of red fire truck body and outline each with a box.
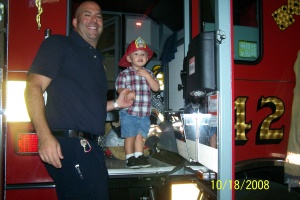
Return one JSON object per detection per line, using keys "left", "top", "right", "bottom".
{"left": 1, "top": 0, "right": 300, "bottom": 199}
{"left": 234, "top": 2, "right": 297, "bottom": 163}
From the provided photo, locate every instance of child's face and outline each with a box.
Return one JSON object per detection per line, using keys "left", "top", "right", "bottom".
{"left": 126, "top": 50, "right": 149, "bottom": 68}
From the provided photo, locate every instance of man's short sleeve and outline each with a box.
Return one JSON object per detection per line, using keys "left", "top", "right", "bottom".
{"left": 29, "top": 35, "right": 68, "bottom": 80}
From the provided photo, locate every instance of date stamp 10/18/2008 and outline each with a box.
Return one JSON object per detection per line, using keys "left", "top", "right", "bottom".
{"left": 211, "top": 179, "right": 270, "bottom": 190}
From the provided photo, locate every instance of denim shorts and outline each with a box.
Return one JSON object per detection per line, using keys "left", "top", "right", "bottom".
{"left": 119, "top": 110, "right": 150, "bottom": 138}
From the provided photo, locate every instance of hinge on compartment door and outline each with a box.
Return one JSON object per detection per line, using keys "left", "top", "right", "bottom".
{"left": 216, "top": 30, "right": 226, "bottom": 44}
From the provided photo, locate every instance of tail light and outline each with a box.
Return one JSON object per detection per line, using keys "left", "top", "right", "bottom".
{"left": 16, "top": 133, "right": 38, "bottom": 154}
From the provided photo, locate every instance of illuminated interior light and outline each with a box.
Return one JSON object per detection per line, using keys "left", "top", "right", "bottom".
{"left": 156, "top": 72, "right": 164, "bottom": 91}
{"left": 0, "top": 3, "right": 4, "bottom": 21}
{"left": 171, "top": 183, "right": 200, "bottom": 200}
{"left": 17, "top": 133, "right": 38, "bottom": 154}
{"left": 136, "top": 22, "right": 142, "bottom": 26}
{"left": 172, "top": 121, "right": 182, "bottom": 127}
{"left": 6, "top": 81, "right": 31, "bottom": 122}
{"left": 149, "top": 126, "right": 156, "bottom": 133}
{"left": 155, "top": 126, "right": 162, "bottom": 132}
{"left": 158, "top": 112, "right": 164, "bottom": 122}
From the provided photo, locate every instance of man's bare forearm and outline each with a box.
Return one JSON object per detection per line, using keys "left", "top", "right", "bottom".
{"left": 25, "top": 83, "right": 52, "bottom": 137}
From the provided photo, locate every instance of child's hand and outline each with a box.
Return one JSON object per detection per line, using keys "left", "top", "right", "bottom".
{"left": 136, "top": 68, "right": 150, "bottom": 78}
{"left": 126, "top": 91, "right": 135, "bottom": 100}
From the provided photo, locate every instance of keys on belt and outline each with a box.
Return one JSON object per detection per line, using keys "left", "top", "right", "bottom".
{"left": 51, "top": 130, "right": 106, "bottom": 150}
{"left": 80, "top": 138, "right": 92, "bottom": 153}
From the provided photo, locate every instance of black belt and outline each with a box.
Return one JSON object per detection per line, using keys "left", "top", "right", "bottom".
{"left": 51, "top": 130, "right": 100, "bottom": 141}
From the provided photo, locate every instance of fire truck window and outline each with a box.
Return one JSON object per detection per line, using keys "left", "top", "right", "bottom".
{"left": 202, "top": 0, "right": 261, "bottom": 63}
{"left": 234, "top": 0, "right": 258, "bottom": 27}
{"left": 233, "top": 0, "right": 261, "bottom": 63}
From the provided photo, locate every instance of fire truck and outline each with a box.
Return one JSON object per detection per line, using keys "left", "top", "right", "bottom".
{"left": 1, "top": 0, "right": 300, "bottom": 199}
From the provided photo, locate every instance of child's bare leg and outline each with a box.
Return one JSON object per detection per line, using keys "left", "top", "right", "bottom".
{"left": 134, "top": 133, "right": 144, "bottom": 153}
{"left": 135, "top": 133, "right": 151, "bottom": 167}
{"left": 125, "top": 136, "right": 135, "bottom": 155}
{"left": 125, "top": 136, "right": 140, "bottom": 168}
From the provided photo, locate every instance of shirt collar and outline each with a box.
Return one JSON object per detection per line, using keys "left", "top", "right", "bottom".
{"left": 70, "top": 30, "right": 103, "bottom": 60}
{"left": 70, "top": 30, "right": 92, "bottom": 48}
{"left": 128, "top": 66, "right": 145, "bottom": 71}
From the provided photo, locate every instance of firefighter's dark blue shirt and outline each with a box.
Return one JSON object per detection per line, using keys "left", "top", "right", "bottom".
{"left": 29, "top": 31, "right": 107, "bottom": 135}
